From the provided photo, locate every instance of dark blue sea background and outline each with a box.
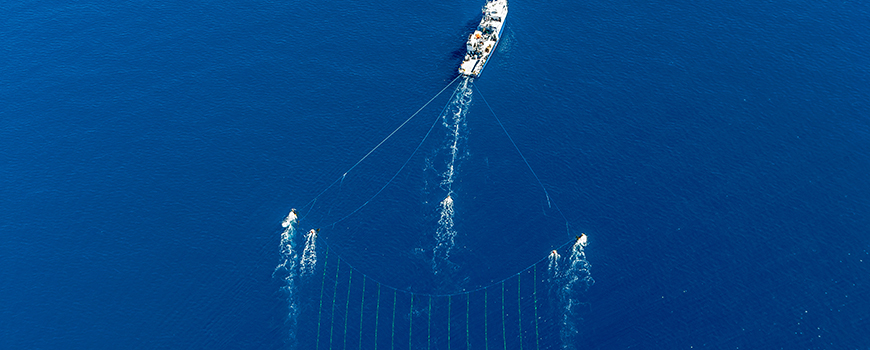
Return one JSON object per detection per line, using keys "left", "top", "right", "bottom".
{"left": 2, "top": 0, "right": 869, "bottom": 349}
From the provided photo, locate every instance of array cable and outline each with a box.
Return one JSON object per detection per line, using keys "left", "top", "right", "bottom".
{"left": 342, "top": 268, "right": 353, "bottom": 350}
{"left": 329, "top": 259, "right": 341, "bottom": 350}
{"left": 315, "top": 247, "right": 329, "bottom": 350}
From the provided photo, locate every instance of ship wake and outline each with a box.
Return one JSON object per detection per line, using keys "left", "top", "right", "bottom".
{"left": 274, "top": 210, "right": 302, "bottom": 349}
{"left": 555, "top": 236, "right": 594, "bottom": 350}
{"left": 432, "top": 77, "right": 473, "bottom": 274}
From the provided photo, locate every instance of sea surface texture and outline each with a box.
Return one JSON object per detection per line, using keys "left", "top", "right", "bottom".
{"left": 2, "top": 0, "right": 869, "bottom": 349}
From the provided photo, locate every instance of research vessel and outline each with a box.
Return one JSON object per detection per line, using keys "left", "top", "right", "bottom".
{"left": 458, "top": 0, "right": 508, "bottom": 77}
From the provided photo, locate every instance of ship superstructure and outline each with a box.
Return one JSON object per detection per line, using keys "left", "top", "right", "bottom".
{"left": 458, "top": 0, "right": 508, "bottom": 78}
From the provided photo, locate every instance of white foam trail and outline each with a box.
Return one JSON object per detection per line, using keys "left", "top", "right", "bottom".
{"left": 548, "top": 249, "right": 561, "bottom": 279}
{"left": 275, "top": 210, "right": 300, "bottom": 348}
{"left": 300, "top": 229, "right": 318, "bottom": 276}
{"left": 432, "top": 79, "right": 472, "bottom": 272}
{"left": 275, "top": 211, "right": 299, "bottom": 280}
{"left": 433, "top": 195, "right": 456, "bottom": 269}
{"left": 559, "top": 235, "right": 594, "bottom": 350}
{"left": 440, "top": 78, "right": 472, "bottom": 190}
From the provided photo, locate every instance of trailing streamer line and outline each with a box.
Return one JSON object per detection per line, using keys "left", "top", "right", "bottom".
{"left": 518, "top": 273, "right": 523, "bottom": 350}
{"left": 278, "top": 70, "right": 597, "bottom": 350}
{"left": 485, "top": 288, "right": 489, "bottom": 350}
{"left": 501, "top": 282, "right": 507, "bottom": 350}
{"left": 474, "top": 85, "right": 574, "bottom": 229}
{"left": 474, "top": 85, "right": 551, "bottom": 207}
{"left": 359, "top": 277, "right": 366, "bottom": 350}
{"left": 375, "top": 284, "right": 381, "bottom": 350}
{"left": 344, "top": 75, "right": 462, "bottom": 180}
{"left": 289, "top": 231, "right": 589, "bottom": 350}
{"left": 534, "top": 265, "right": 540, "bottom": 350}
{"left": 466, "top": 293, "right": 471, "bottom": 350}
{"left": 329, "top": 258, "right": 341, "bottom": 350}
{"left": 343, "top": 269, "right": 353, "bottom": 350}
{"left": 324, "top": 81, "right": 464, "bottom": 228}
{"left": 298, "top": 75, "right": 461, "bottom": 221}
{"left": 391, "top": 290, "right": 397, "bottom": 350}
{"left": 409, "top": 294, "right": 414, "bottom": 350}
{"left": 315, "top": 247, "right": 329, "bottom": 350}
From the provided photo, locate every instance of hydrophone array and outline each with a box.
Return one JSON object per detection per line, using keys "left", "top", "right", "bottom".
{"left": 276, "top": 76, "right": 594, "bottom": 349}
{"left": 278, "top": 211, "right": 592, "bottom": 350}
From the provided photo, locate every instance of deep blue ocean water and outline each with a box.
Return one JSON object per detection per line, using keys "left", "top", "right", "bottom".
{"left": 2, "top": 0, "right": 869, "bottom": 349}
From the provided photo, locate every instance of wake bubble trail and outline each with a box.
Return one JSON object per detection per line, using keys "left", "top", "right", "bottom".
{"left": 434, "top": 194, "right": 455, "bottom": 269}
{"left": 300, "top": 228, "right": 318, "bottom": 276}
{"left": 275, "top": 210, "right": 300, "bottom": 348}
{"left": 548, "top": 249, "right": 561, "bottom": 280}
{"left": 559, "top": 235, "right": 594, "bottom": 350}
{"left": 441, "top": 78, "right": 472, "bottom": 189}
{"left": 433, "top": 77, "right": 472, "bottom": 270}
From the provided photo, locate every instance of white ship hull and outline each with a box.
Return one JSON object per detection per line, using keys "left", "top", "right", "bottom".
{"left": 458, "top": 0, "right": 508, "bottom": 78}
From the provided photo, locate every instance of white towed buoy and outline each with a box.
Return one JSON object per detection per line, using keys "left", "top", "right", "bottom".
{"left": 577, "top": 233, "right": 588, "bottom": 246}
